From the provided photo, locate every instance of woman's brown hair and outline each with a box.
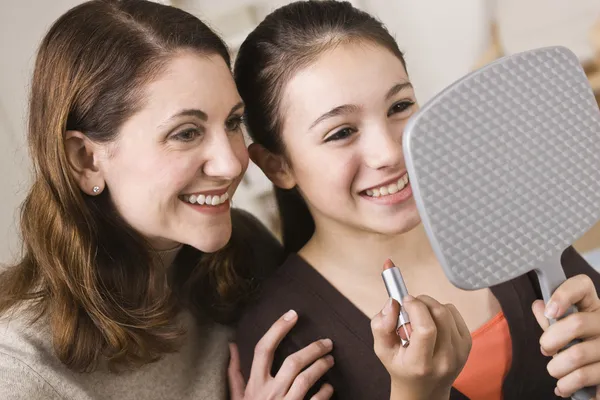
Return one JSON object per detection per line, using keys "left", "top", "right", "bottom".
{"left": 234, "top": 0, "right": 407, "bottom": 254}
{"left": 0, "top": 0, "right": 260, "bottom": 373}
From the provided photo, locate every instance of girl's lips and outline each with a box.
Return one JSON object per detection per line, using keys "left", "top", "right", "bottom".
{"left": 361, "top": 172, "right": 408, "bottom": 193}
{"left": 360, "top": 183, "right": 413, "bottom": 205}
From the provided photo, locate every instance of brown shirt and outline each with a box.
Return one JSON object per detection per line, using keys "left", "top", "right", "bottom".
{"left": 235, "top": 246, "right": 600, "bottom": 400}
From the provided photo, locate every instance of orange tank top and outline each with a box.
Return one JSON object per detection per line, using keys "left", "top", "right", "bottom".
{"left": 453, "top": 311, "right": 513, "bottom": 400}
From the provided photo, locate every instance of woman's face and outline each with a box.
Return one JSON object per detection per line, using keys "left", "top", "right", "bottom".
{"left": 97, "top": 52, "right": 249, "bottom": 251}
{"left": 279, "top": 42, "right": 421, "bottom": 237}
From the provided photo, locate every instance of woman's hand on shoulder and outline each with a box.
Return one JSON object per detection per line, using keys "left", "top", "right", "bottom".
{"left": 228, "top": 310, "right": 334, "bottom": 400}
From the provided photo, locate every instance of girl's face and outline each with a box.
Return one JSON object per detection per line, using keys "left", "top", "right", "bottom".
{"left": 277, "top": 42, "right": 420, "bottom": 237}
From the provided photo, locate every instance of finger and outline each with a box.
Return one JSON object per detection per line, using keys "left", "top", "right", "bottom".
{"left": 250, "top": 310, "right": 298, "bottom": 382}
{"left": 555, "top": 362, "right": 600, "bottom": 397}
{"left": 545, "top": 275, "right": 599, "bottom": 320}
{"left": 286, "top": 355, "right": 335, "bottom": 399}
{"left": 445, "top": 303, "right": 470, "bottom": 340}
{"left": 273, "top": 338, "right": 333, "bottom": 390}
{"left": 418, "top": 295, "right": 452, "bottom": 354}
{"left": 540, "top": 312, "right": 600, "bottom": 355}
{"left": 532, "top": 299, "right": 550, "bottom": 331}
{"left": 228, "top": 343, "right": 246, "bottom": 400}
{"left": 401, "top": 295, "right": 438, "bottom": 363}
{"left": 547, "top": 338, "right": 600, "bottom": 380}
{"left": 370, "top": 298, "right": 403, "bottom": 364}
{"left": 309, "top": 383, "right": 335, "bottom": 400}
{"left": 445, "top": 303, "right": 472, "bottom": 358}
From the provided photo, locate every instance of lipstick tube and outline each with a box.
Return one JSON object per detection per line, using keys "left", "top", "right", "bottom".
{"left": 382, "top": 259, "right": 411, "bottom": 346}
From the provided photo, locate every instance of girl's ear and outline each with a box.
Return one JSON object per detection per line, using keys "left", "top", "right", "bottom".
{"left": 248, "top": 143, "right": 296, "bottom": 189}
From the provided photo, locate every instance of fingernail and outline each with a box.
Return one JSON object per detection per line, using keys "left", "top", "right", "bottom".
{"left": 545, "top": 302, "right": 558, "bottom": 319}
{"left": 403, "top": 295, "right": 415, "bottom": 302}
{"left": 540, "top": 345, "right": 549, "bottom": 357}
{"left": 554, "top": 386, "right": 562, "bottom": 397}
{"left": 382, "top": 298, "right": 393, "bottom": 315}
{"left": 320, "top": 338, "right": 333, "bottom": 348}
{"left": 283, "top": 309, "right": 297, "bottom": 321}
{"left": 325, "top": 355, "right": 334, "bottom": 364}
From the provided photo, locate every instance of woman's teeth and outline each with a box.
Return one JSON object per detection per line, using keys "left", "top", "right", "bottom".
{"left": 366, "top": 175, "right": 409, "bottom": 197}
{"left": 182, "top": 192, "right": 229, "bottom": 206}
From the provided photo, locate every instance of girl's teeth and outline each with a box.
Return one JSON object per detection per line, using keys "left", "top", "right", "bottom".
{"left": 189, "top": 194, "right": 197, "bottom": 203}
{"left": 220, "top": 193, "right": 229, "bottom": 203}
{"left": 365, "top": 174, "right": 410, "bottom": 198}
{"left": 197, "top": 194, "right": 206, "bottom": 205}
{"left": 211, "top": 196, "right": 219, "bottom": 206}
{"left": 205, "top": 195, "right": 212, "bottom": 205}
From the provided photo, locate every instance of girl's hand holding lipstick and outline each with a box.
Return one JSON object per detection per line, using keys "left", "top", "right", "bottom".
{"left": 370, "top": 260, "right": 472, "bottom": 400}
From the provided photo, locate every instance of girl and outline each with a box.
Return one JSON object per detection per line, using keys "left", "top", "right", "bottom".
{"left": 234, "top": 1, "right": 600, "bottom": 399}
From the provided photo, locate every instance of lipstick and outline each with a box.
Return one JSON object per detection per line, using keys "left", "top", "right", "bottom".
{"left": 382, "top": 259, "right": 411, "bottom": 346}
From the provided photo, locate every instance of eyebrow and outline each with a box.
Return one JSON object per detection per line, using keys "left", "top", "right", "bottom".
{"left": 229, "top": 101, "right": 245, "bottom": 115}
{"left": 309, "top": 104, "right": 361, "bottom": 130}
{"left": 385, "top": 82, "right": 413, "bottom": 100}
{"left": 160, "top": 109, "right": 207, "bottom": 128}
{"left": 159, "top": 101, "right": 245, "bottom": 128}
{"left": 309, "top": 82, "right": 413, "bottom": 130}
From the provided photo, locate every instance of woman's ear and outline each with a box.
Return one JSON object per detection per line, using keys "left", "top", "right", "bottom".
{"left": 248, "top": 143, "right": 296, "bottom": 189}
{"left": 64, "top": 130, "right": 105, "bottom": 195}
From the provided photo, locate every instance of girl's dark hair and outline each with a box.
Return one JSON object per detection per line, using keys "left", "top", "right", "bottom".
{"left": 234, "top": 0, "right": 407, "bottom": 253}
{"left": 0, "top": 0, "right": 259, "bottom": 372}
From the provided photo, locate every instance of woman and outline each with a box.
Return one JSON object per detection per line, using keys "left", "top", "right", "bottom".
{"left": 0, "top": 1, "right": 336, "bottom": 399}
{"left": 234, "top": 1, "right": 600, "bottom": 399}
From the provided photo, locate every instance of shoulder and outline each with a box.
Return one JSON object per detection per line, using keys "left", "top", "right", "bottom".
{"left": 0, "top": 315, "right": 63, "bottom": 399}
{"left": 234, "top": 254, "right": 332, "bottom": 376}
{"left": 237, "top": 253, "right": 318, "bottom": 330}
{"left": 561, "top": 246, "right": 600, "bottom": 291}
{"left": 231, "top": 208, "right": 284, "bottom": 273}
{"left": 0, "top": 311, "right": 53, "bottom": 361}
{"left": 231, "top": 208, "right": 281, "bottom": 250}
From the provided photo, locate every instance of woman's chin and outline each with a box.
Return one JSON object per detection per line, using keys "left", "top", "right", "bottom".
{"left": 186, "top": 228, "right": 232, "bottom": 253}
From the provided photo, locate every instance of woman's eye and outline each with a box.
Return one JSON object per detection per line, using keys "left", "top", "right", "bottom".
{"left": 225, "top": 115, "right": 244, "bottom": 132}
{"left": 173, "top": 128, "right": 201, "bottom": 142}
{"left": 388, "top": 100, "right": 415, "bottom": 116}
{"left": 324, "top": 127, "right": 356, "bottom": 143}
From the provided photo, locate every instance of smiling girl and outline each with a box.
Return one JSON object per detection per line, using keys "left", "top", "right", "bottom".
{"left": 233, "top": 1, "right": 600, "bottom": 399}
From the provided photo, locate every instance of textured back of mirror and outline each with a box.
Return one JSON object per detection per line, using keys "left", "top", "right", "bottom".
{"left": 403, "top": 46, "right": 600, "bottom": 290}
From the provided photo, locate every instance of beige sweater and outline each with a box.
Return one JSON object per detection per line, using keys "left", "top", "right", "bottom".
{"left": 0, "top": 247, "right": 233, "bottom": 400}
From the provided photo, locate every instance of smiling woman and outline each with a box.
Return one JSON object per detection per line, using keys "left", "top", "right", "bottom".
{"left": 0, "top": 1, "right": 336, "bottom": 400}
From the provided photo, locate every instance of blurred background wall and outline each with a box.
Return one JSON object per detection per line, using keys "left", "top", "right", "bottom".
{"left": 1, "top": 0, "right": 599, "bottom": 266}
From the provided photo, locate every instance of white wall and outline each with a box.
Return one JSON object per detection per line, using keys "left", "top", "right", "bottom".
{"left": 0, "top": 0, "right": 87, "bottom": 264}
{"left": 362, "top": 0, "right": 492, "bottom": 104}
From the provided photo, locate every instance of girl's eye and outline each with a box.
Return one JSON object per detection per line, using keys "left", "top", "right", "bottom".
{"left": 324, "top": 127, "right": 356, "bottom": 143}
{"left": 388, "top": 100, "right": 415, "bottom": 116}
{"left": 173, "top": 128, "right": 201, "bottom": 142}
{"left": 225, "top": 115, "right": 244, "bottom": 132}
